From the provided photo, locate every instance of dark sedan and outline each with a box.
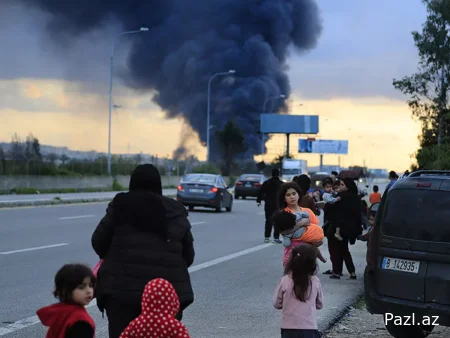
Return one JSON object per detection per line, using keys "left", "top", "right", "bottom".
{"left": 176, "top": 173, "right": 233, "bottom": 212}
{"left": 234, "top": 174, "right": 266, "bottom": 199}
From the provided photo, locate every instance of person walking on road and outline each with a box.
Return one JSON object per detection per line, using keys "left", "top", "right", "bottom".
{"left": 273, "top": 244, "right": 324, "bottom": 338}
{"left": 328, "top": 178, "right": 362, "bottom": 280}
{"left": 37, "top": 264, "right": 96, "bottom": 338}
{"left": 257, "top": 168, "right": 283, "bottom": 243}
{"left": 91, "top": 164, "right": 195, "bottom": 338}
{"left": 293, "top": 175, "right": 318, "bottom": 214}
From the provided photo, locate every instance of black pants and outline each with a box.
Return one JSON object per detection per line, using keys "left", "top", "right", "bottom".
{"left": 281, "top": 329, "right": 321, "bottom": 338}
{"left": 104, "top": 296, "right": 183, "bottom": 337}
{"left": 265, "top": 204, "right": 279, "bottom": 239}
{"left": 328, "top": 236, "right": 355, "bottom": 275}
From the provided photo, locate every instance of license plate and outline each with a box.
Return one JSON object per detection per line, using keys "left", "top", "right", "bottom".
{"left": 382, "top": 257, "right": 420, "bottom": 274}
{"left": 189, "top": 189, "right": 203, "bottom": 193}
{"left": 245, "top": 183, "right": 252, "bottom": 187}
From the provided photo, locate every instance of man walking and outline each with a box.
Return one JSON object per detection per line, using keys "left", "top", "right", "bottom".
{"left": 257, "top": 168, "right": 283, "bottom": 243}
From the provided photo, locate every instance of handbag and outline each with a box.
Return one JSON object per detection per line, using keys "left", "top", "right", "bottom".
{"left": 93, "top": 259, "right": 103, "bottom": 277}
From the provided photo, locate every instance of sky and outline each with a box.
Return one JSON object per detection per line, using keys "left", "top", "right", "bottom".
{"left": 0, "top": 0, "right": 427, "bottom": 171}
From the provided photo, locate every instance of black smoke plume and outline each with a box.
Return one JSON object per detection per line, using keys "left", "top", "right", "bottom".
{"left": 16, "top": 0, "right": 322, "bottom": 160}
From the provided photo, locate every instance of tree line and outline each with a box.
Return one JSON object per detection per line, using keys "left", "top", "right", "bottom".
{"left": 394, "top": 0, "right": 450, "bottom": 170}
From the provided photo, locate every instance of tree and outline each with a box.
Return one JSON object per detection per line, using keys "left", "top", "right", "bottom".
{"left": 0, "top": 147, "right": 6, "bottom": 174}
{"left": 271, "top": 153, "right": 294, "bottom": 169}
{"left": 9, "top": 133, "right": 25, "bottom": 161}
{"left": 393, "top": 0, "right": 450, "bottom": 168}
{"left": 216, "top": 120, "right": 246, "bottom": 176}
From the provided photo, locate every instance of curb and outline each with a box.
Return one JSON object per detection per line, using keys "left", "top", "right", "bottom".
{"left": 0, "top": 194, "right": 177, "bottom": 209}
{"left": 319, "top": 292, "right": 364, "bottom": 336}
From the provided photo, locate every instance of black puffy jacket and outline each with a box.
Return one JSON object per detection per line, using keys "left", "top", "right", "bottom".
{"left": 91, "top": 191, "right": 195, "bottom": 312}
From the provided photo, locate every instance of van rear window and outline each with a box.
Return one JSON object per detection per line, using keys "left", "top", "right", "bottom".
{"left": 381, "top": 189, "right": 450, "bottom": 242}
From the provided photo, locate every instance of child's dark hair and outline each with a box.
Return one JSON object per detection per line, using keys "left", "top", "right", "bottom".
{"left": 53, "top": 264, "right": 96, "bottom": 303}
{"left": 322, "top": 178, "right": 333, "bottom": 188}
{"left": 284, "top": 244, "right": 318, "bottom": 302}
{"left": 278, "top": 182, "right": 304, "bottom": 209}
{"left": 273, "top": 210, "right": 296, "bottom": 233}
{"left": 373, "top": 185, "right": 379, "bottom": 193}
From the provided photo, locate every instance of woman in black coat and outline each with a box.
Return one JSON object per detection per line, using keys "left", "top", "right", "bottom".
{"left": 91, "top": 164, "right": 195, "bottom": 338}
{"left": 327, "top": 178, "right": 362, "bottom": 280}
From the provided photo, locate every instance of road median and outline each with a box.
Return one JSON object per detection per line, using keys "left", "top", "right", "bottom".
{"left": 0, "top": 192, "right": 177, "bottom": 208}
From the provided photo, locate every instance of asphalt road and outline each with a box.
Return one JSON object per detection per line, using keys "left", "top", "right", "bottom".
{"left": 0, "top": 198, "right": 367, "bottom": 338}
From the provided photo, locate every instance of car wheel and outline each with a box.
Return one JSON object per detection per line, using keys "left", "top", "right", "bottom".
{"left": 385, "top": 319, "right": 434, "bottom": 338}
{"left": 242, "top": 196, "right": 246, "bottom": 200}
{"left": 226, "top": 200, "right": 233, "bottom": 212}
{"left": 188, "top": 206, "right": 194, "bottom": 211}
{"left": 215, "top": 199, "right": 222, "bottom": 213}
{"left": 234, "top": 194, "right": 240, "bottom": 199}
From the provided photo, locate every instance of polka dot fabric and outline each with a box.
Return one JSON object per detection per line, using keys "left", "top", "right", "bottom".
{"left": 119, "top": 278, "right": 191, "bottom": 338}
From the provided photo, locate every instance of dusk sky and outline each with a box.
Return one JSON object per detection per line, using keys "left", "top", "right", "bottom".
{"left": 0, "top": 0, "right": 428, "bottom": 171}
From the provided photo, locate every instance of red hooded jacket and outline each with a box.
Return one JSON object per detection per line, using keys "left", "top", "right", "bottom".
{"left": 36, "top": 303, "right": 95, "bottom": 338}
{"left": 119, "top": 278, "right": 190, "bottom": 338}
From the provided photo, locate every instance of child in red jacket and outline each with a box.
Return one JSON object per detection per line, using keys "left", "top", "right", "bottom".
{"left": 37, "top": 263, "right": 96, "bottom": 338}
{"left": 119, "top": 278, "right": 190, "bottom": 338}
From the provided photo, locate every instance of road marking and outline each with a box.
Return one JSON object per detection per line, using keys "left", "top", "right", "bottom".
{"left": 59, "top": 215, "right": 96, "bottom": 220}
{"left": 0, "top": 243, "right": 69, "bottom": 255}
{"left": 190, "top": 221, "right": 206, "bottom": 225}
{"left": 0, "top": 242, "right": 273, "bottom": 335}
{"left": 188, "top": 243, "right": 272, "bottom": 273}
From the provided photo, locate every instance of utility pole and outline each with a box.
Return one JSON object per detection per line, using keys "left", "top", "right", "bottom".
{"left": 438, "top": 67, "right": 446, "bottom": 146}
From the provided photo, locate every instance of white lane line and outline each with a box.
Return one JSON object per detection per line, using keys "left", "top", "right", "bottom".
{"left": 59, "top": 215, "right": 96, "bottom": 220}
{"left": 0, "top": 243, "right": 69, "bottom": 255}
{"left": 0, "top": 242, "right": 273, "bottom": 335}
{"left": 188, "top": 243, "right": 272, "bottom": 273}
{"left": 190, "top": 221, "right": 206, "bottom": 225}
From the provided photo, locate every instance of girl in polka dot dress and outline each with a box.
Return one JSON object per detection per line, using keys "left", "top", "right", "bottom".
{"left": 119, "top": 278, "right": 191, "bottom": 338}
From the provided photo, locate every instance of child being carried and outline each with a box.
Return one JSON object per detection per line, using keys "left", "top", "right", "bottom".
{"left": 274, "top": 209, "right": 327, "bottom": 265}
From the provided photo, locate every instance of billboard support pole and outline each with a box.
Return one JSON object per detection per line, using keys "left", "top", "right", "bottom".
{"left": 286, "top": 133, "right": 290, "bottom": 157}
{"left": 320, "top": 154, "right": 323, "bottom": 172}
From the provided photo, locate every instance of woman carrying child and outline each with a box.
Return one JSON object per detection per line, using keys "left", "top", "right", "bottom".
{"left": 273, "top": 244, "right": 324, "bottom": 338}
{"left": 276, "top": 182, "right": 325, "bottom": 267}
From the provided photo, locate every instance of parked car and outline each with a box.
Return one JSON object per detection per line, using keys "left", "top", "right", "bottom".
{"left": 177, "top": 173, "right": 233, "bottom": 212}
{"left": 364, "top": 170, "right": 450, "bottom": 338}
{"left": 234, "top": 174, "right": 266, "bottom": 199}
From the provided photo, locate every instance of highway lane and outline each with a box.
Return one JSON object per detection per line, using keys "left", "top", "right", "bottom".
{"left": 0, "top": 198, "right": 367, "bottom": 338}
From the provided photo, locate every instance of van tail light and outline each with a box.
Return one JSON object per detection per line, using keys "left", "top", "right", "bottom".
{"left": 177, "top": 185, "right": 184, "bottom": 192}
{"left": 210, "top": 187, "right": 219, "bottom": 193}
{"left": 417, "top": 182, "right": 432, "bottom": 188}
{"left": 254, "top": 182, "right": 262, "bottom": 187}
{"left": 236, "top": 181, "right": 243, "bottom": 186}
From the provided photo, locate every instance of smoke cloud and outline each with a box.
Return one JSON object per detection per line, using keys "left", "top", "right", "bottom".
{"left": 11, "top": 0, "right": 322, "bottom": 160}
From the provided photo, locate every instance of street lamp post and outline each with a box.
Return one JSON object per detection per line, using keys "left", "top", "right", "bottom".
{"left": 206, "top": 70, "right": 236, "bottom": 163}
{"left": 107, "top": 27, "right": 149, "bottom": 176}
{"left": 261, "top": 94, "right": 286, "bottom": 159}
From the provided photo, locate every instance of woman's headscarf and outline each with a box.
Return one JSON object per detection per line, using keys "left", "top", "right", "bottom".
{"left": 113, "top": 164, "right": 168, "bottom": 238}
{"left": 129, "top": 164, "right": 163, "bottom": 195}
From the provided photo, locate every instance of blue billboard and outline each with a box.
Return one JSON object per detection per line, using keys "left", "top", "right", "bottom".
{"left": 260, "top": 114, "right": 319, "bottom": 134}
{"left": 298, "top": 139, "right": 349, "bottom": 155}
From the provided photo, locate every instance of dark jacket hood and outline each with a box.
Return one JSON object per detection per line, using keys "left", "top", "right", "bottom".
{"left": 129, "top": 164, "right": 162, "bottom": 195}
{"left": 112, "top": 191, "right": 169, "bottom": 239}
